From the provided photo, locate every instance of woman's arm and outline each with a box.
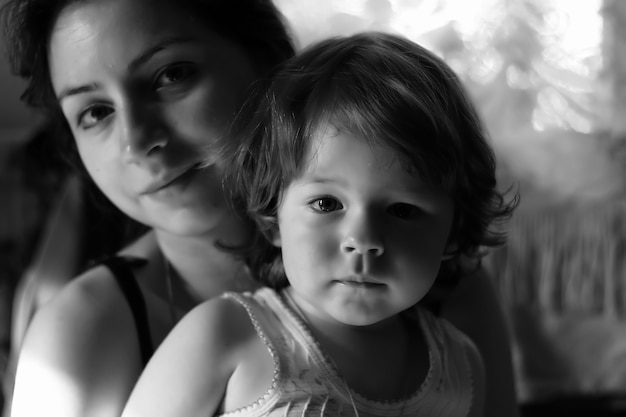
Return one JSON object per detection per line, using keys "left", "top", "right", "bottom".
{"left": 440, "top": 266, "right": 520, "bottom": 417}
{"left": 9, "top": 269, "right": 144, "bottom": 417}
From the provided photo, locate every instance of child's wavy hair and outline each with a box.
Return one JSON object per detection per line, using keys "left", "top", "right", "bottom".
{"left": 228, "top": 32, "right": 518, "bottom": 289}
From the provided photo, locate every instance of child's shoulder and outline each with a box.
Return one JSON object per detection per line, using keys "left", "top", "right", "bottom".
{"left": 414, "top": 305, "right": 472, "bottom": 342}
{"left": 412, "top": 305, "right": 483, "bottom": 368}
{"left": 184, "top": 292, "right": 262, "bottom": 344}
{"left": 176, "top": 289, "right": 283, "bottom": 355}
{"left": 413, "top": 306, "right": 485, "bottom": 411}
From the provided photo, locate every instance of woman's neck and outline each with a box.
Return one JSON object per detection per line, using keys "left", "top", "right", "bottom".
{"left": 153, "top": 212, "right": 259, "bottom": 305}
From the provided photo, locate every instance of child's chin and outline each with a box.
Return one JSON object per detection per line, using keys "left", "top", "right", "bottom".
{"left": 331, "top": 308, "right": 395, "bottom": 327}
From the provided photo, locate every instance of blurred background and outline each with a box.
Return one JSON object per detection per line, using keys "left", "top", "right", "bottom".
{"left": 277, "top": 3, "right": 626, "bottom": 412}
{"left": 1, "top": 0, "right": 625, "bottom": 414}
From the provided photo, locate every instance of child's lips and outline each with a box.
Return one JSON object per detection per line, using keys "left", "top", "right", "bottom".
{"left": 334, "top": 276, "right": 385, "bottom": 288}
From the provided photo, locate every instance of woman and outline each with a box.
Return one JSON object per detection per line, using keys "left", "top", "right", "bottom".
{"left": 1, "top": 0, "right": 518, "bottom": 416}
{"left": 2, "top": 0, "right": 293, "bottom": 415}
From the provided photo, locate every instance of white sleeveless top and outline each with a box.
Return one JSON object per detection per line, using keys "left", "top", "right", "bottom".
{"left": 219, "top": 288, "right": 477, "bottom": 417}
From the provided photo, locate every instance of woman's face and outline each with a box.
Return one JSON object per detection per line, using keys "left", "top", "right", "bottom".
{"left": 48, "top": 0, "right": 258, "bottom": 236}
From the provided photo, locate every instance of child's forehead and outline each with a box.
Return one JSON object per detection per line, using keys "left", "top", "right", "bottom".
{"left": 309, "top": 123, "right": 394, "bottom": 157}
{"left": 295, "top": 127, "right": 451, "bottom": 201}
{"left": 310, "top": 122, "right": 340, "bottom": 141}
{"left": 306, "top": 123, "right": 406, "bottom": 171}
{"left": 302, "top": 122, "right": 453, "bottom": 191}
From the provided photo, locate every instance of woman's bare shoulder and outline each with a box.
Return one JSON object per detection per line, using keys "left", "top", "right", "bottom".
{"left": 20, "top": 263, "right": 139, "bottom": 361}
{"left": 21, "top": 230, "right": 160, "bottom": 358}
{"left": 11, "top": 263, "right": 145, "bottom": 417}
{"left": 39, "top": 229, "right": 158, "bottom": 324}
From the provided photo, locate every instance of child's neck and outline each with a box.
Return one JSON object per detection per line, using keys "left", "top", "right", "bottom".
{"left": 285, "top": 290, "right": 429, "bottom": 401}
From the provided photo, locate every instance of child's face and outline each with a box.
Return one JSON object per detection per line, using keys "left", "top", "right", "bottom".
{"left": 273, "top": 125, "right": 455, "bottom": 327}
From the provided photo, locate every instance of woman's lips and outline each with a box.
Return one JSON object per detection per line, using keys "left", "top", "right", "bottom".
{"left": 141, "top": 164, "right": 200, "bottom": 195}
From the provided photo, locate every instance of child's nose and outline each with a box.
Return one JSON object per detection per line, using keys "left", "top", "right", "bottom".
{"left": 341, "top": 239, "right": 384, "bottom": 256}
{"left": 340, "top": 213, "right": 385, "bottom": 256}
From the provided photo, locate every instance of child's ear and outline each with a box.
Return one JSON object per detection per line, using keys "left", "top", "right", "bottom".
{"left": 268, "top": 228, "right": 282, "bottom": 247}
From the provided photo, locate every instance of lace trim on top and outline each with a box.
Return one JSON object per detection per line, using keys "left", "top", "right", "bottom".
{"left": 217, "top": 288, "right": 473, "bottom": 416}
{"left": 219, "top": 292, "right": 282, "bottom": 417}
{"left": 278, "top": 289, "right": 437, "bottom": 411}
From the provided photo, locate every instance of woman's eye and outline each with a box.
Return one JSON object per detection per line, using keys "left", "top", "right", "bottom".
{"left": 387, "top": 203, "right": 421, "bottom": 219}
{"left": 78, "top": 105, "right": 114, "bottom": 129}
{"left": 311, "top": 197, "right": 343, "bottom": 213}
{"left": 154, "top": 63, "right": 196, "bottom": 90}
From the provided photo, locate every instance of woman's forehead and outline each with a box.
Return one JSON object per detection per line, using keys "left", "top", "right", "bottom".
{"left": 51, "top": 0, "right": 198, "bottom": 38}
{"left": 47, "top": 0, "right": 235, "bottom": 92}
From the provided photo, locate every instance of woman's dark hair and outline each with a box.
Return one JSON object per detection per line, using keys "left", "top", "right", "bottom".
{"left": 229, "top": 31, "right": 519, "bottom": 289}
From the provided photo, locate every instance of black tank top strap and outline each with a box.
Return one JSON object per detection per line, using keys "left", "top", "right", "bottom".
{"left": 99, "top": 256, "right": 154, "bottom": 366}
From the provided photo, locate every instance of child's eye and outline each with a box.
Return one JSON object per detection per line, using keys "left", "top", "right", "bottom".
{"left": 77, "top": 105, "right": 114, "bottom": 129}
{"left": 387, "top": 203, "right": 421, "bottom": 219}
{"left": 310, "top": 197, "right": 343, "bottom": 213}
{"left": 154, "top": 63, "right": 197, "bottom": 90}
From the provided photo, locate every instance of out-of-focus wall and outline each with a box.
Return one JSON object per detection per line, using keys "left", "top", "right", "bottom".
{"left": 0, "top": 51, "right": 29, "bottom": 128}
{"left": 0, "top": 0, "right": 37, "bottom": 143}
{"left": 275, "top": 0, "right": 626, "bottom": 208}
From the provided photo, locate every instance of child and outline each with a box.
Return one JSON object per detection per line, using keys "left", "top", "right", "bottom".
{"left": 123, "top": 32, "right": 517, "bottom": 417}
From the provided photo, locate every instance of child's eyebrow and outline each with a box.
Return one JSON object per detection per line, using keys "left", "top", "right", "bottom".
{"left": 297, "top": 175, "right": 441, "bottom": 195}
{"left": 295, "top": 173, "right": 349, "bottom": 186}
{"left": 305, "top": 176, "right": 339, "bottom": 184}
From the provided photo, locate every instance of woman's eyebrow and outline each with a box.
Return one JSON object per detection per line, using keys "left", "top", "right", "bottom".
{"left": 127, "top": 36, "right": 197, "bottom": 72}
{"left": 58, "top": 83, "right": 99, "bottom": 102}
{"left": 57, "top": 36, "right": 197, "bottom": 102}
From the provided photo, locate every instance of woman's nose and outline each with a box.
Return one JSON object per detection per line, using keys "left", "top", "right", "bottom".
{"left": 120, "top": 103, "right": 168, "bottom": 163}
{"left": 340, "top": 212, "right": 385, "bottom": 257}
